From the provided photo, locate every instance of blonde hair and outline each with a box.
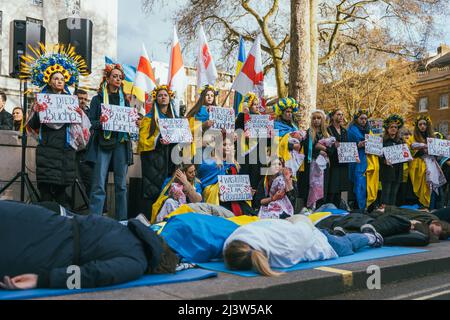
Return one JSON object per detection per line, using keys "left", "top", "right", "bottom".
{"left": 224, "top": 240, "right": 283, "bottom": 277}
{"left": 310, "top": 110, "right": 329, "bottom": 142}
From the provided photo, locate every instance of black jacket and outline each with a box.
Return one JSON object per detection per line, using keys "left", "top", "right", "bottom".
{"left": 28, "top": 110, "right": 76, "bottom": 186}
{"left": 85, "top": 92, "right": 134, "bottom": 166}
{"left": 0, "top": 109, "right": 13, "bottom": 130}
{"left": 380, "top": 138, "right": 403, "bottom": 183}
{"left": 0, "top": 201, "right": 150, "bottom": 289}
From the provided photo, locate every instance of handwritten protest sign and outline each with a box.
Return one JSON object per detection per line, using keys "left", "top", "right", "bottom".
{"left": 218, "top": 175, "right": 253, "bottom": 202}
{"left": 101, "top": 104, "right": 139, "bottom": 135}
{"left": 210, "top": 107, "right": 235, "bottom": 132}
{"left": 427, "top": 138, "right": 450, "bottom": 158}
{"left": 369, "top": 119, "right": 383, "bottom": 136}
{"left": 365, "top": 134, "right": 383, "bottom": 156}
{"left": 383, "top": 144, "right": 413, "bottom": 164}
{"left": 245, "top": 115, "right": 274, "bottom": 138}
{"left": 337, "top": 142, "right": 359, "bottom": 163}
{"left": 158, "top": 118, "right": 193, "bottom": 144}
{"left": 36, "top": 94, "right": 81, "bottom": 124}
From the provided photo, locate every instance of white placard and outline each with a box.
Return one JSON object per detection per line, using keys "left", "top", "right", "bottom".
{"left": 101, "top": 104, "right": 139, "bottom": 135}
{"left": 365, "top": 134, "right": 383, "bottom": 156}
{"left": 158, "top": 118, "right": 193, "bottom": 144}
{"left": 218, "top": 175, "right": 253, "bottom": 202}
{"left": 36, "top": 93, "right": 81, "bottom": 124}
{"left": 337, "top": 142, "right": 359, "bottom": 163}
{"left": 245, "top": 115, "right": 274, "bottom": 138}
{"left": 210, "top": 107, "right": 235, "bottom": 132}
{"left": 427, "top": 138, "right": 450, "bottom": 158}
{"left": 383, "top": 144, "right": 413, "bottom": 164}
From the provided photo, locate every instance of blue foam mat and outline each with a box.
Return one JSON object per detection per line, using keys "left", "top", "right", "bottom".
{"left": 197, "top": 247, "right": 429, "bottom": 277}
{"left": 0, "top": 268, "right": 217, "bottom": 300}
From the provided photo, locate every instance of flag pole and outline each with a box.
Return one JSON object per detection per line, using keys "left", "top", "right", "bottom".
{"left": 221, "top": 89, "right": 233, "bottom": 108}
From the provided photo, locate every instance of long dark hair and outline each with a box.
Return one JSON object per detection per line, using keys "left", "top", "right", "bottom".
{"left": 148, "top": 99, "right": 175, "bottom": 138}
{"left": 186, "top": 89, "right": 217, "bottom": 118}
{"left": 413, "top": 120, "right": 433, "bottom": 144}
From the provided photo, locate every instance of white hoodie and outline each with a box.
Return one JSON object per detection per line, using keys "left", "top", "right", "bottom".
{"left": 223, "top": 216, "right": 338, "bottom": 269}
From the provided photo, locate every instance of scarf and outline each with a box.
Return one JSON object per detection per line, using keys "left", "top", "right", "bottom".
{"left": 102, "top": 82, "right": 129, "bottom": 143}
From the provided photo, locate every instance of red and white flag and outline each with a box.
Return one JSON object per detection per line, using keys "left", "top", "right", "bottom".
{"left": 133, "top": 44, "right": 157, "bottom": 103}
{"left": 168, "top": 26, "right": 187, "bottom": 100}
{"left": 231, "top": 36, "right": 265, "bottom": 111}
{"left": 197, "top": 25, "right": 218, "bottom": 89}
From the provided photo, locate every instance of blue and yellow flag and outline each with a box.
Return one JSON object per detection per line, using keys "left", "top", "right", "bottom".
{"left": 233, "top": 37, "right": 246, "bottom": 115}
{"left": 105, "top": 56, "right": 137, "bottom": 95}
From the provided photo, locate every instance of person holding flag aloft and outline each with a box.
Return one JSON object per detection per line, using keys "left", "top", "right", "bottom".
{"left": 138, "top": 85, "right": 178, "bottom": 216}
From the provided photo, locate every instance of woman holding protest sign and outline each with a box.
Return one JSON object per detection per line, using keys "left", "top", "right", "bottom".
{"left": 138, "top": 85, "right": 177, "bottom": 217}
{"left": 379, "top": 115, "right": 405, "bottom": 208}
{"left": 86, "top": 64, "right": 135, "bottom": 220}
{"left": 23, "top": 44, "right": 91, "bottom": 206}
{"left": 186, "top": 85, "right": 220, "bottom": 153}
{"left": 326, "top": 108, "right": 350, "bottom": 208}
{"left": 347, "top": 109, "right": 379, "bottom": 210}
{"left": 235, "top": 92, "right": 268, "bottom": 190}
{"left": 197, "top": 134, "right": 254, "bottom": 216}
{"left": 299, "top": 110, "right": 336, "bottom": 210}
{"left": 408, "top": 116, "right": 447, "bottom": 209}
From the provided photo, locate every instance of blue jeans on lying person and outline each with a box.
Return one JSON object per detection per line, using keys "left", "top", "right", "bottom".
{"left": 321, "top": 230, "right": 370, "bottom": 257}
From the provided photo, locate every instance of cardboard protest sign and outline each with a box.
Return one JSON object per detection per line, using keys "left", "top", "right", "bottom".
{"left": 245, "top": 115, "right": 274, "bottom": 138}
{"left": 383, "top": 144, "right": 413, "bottom": 164}
{"left": 36, "top": 94, "right": 81, "bottom": 124}
{"left": 210, "top": 107, "right": 235, "bottom": 132}
{"left": 365, "top": 134, "right": 383, "bottom": 156}
{"left": 218, "top": 175, "right": 253, "bottom": 202}
{"left": 369, "top": 119, "right": 383, "bottom": 136}
{"left": 158, "top": 118, "right": 193, "bottom": 144}
{"left": 427, "top": 138, "right": 450, "bottom": 158}
{"left": 337, "top": 142, "right": 359, "bottom": 163}
{"left": 101, "top": 104, "right": 139, "bottom": 135}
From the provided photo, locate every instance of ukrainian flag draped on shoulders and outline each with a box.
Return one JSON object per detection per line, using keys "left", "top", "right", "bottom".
{"left": 347, "top": 123, "right": 379, "bottom": 209}
{"left": 273, "top": 98, "right": 300, "bottom": 163}
{"left": 138, "top": 93, "right": 177, "bottom": 154}
{"left": 407, "top": 135, "right": 430, "bottom": 207}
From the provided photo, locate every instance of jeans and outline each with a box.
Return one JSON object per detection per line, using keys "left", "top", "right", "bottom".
{"left": 321, "top": 230, "right": 370, "bottom": 257}
{"left": 381, "top": 181, "right": 400, "bottom": 206}
{"left": 89, "top": 143, "right": 128, "bottom": 220}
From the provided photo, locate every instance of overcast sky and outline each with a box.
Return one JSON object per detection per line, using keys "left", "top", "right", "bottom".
{"left": 117, "top": 0, "right": 450, "bottom": 69}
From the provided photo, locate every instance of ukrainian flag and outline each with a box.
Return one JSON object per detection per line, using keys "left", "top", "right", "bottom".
{"left": 233, "top": 37, "right": 246, "bottom": 115}
{"left": 105, "top": 56, "right": 137, "bottom": 95}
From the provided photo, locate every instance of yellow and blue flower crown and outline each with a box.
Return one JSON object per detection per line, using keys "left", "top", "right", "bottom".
{"left": 244, "top": 92, "right": 258, "bottom": 107}
{"left": 353, "top": 108, "right": 372, "bottom": 121}
{"left": 151, "top": 85, "right": 175, "bottom": 100}
{"left": 414, "top": 115, "right": 432, "bottom": 127}
{"left": 20, "top": 43, "right": 88, "bottom": 88}
{"left": 383, "top": 114, "right": 404, "bottom": 129}
{"left": 274, "top": 98, "right": 299, "bottom": 116}
{"left": 198, "top": 84, "right": 219, "bottom": 96}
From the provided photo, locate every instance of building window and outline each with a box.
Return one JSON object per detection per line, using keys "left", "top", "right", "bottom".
{"left": 419, "top": 97, "right": 428, "bottom": 112}
{"left": 31, "top": 0, "right": 44, "bottom": 7}
{"left": 26, "top": 17, "right": 44, "bottom": 26}
{"left": 440, "top": 94, "right": 449, "bottom": 109}
{"left": 438, "top": 122, "right": 449, "bottom": 137}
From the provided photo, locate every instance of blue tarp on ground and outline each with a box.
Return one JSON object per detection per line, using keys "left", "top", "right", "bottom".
{"left": 197, "top": 247, "right": 429, "bottom": 277}
{"left": 0, "top": 269, "right": 217, "bottom": 300}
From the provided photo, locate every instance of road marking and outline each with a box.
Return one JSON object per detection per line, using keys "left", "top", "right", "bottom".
{"left": 414, "top": 289, "right": 450, "bottom": 301}
{"left": 316, "top": 267, "right": 353, "bottom": 287}
{"left": 390, "top": 283, "right": 450, "bottom": 300}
